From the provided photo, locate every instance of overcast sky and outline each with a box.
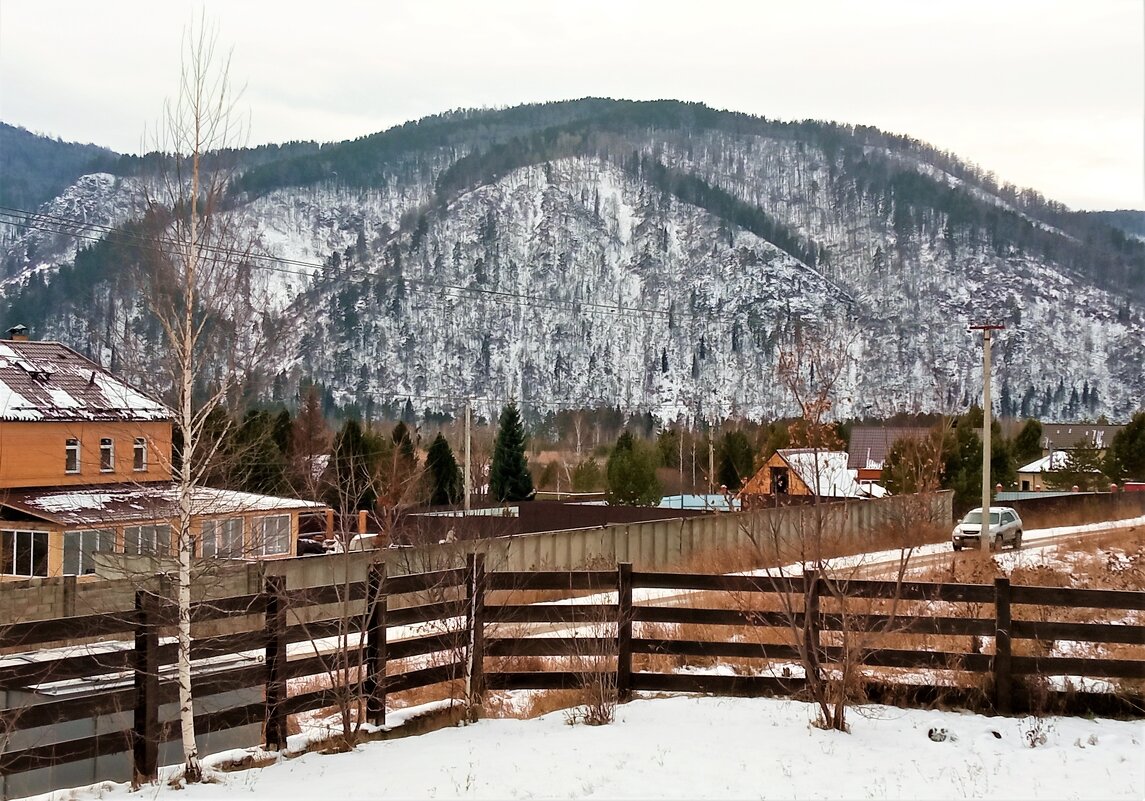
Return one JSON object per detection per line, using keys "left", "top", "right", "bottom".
{"left": 2, "top": 0, "right": 1142, "bottom": 210}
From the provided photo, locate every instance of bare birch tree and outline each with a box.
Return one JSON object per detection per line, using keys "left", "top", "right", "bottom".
{"left": 139, "top": 16, "right": 260, "bottom": 783}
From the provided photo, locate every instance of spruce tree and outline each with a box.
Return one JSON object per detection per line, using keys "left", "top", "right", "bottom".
{"left": 606, "top": 431, "right": 662, "bottom": 506}
{"left": 426, "top": 433, "right": 463, "bottom": 506}
{"left": 490, "top": 402, "right": 534, "bottom": 502}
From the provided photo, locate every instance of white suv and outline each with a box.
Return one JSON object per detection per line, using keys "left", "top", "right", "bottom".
{"left": 952, "top": 506, "right": 1023, "bottom": 551}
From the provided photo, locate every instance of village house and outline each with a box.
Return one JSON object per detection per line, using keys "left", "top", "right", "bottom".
{"left": 0, "top": 327, "right": 327, "bottom": 579}
{"left": 738, "top": 447, "right": 886, "bottom": 509}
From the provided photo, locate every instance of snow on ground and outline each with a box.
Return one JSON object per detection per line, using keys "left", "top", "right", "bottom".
{"left": 18, "top": 515, "right": 1145, "bottom": 801}
{"left": 25, "top": 694, "right": 1144, "bottom": 801}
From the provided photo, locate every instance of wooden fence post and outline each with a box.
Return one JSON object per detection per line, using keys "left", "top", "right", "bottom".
{"left": 365, "top": 561, "right": 387, "bottom": 725}
{"left": 132, "top": 591, "right": 159, "bottom": 785}
{"left": 264, "top": 575, "right": 288, "bottom": 750}
{"left": 616, "top": 562, "right": 633, "bottom": 703}
{"left": 466, "top": 552, "right": 486, "bottom": 720}
{"left": 803, "top": 569, "right": 822, "bottom": 666}
{"left": 994, "top": 576, "right": 1012, "bottom": 714}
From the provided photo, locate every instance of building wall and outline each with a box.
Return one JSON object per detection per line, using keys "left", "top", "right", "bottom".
{"left": 739, "top": 452, "right": 813, "bottom": 498}
{"left": 0, "top": 420, "right": 172, "bottom": 488}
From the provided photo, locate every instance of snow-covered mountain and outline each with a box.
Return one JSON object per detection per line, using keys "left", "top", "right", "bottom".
{"left": 2, "top": 100, "right": 1142, "bottom": 424}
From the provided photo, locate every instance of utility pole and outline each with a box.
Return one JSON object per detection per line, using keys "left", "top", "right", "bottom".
{"left": 463, "top": 398, "right": 472, "bottom": 512}
{"left": 707, "top": 425, "right": 715, "bottom": 496}
{"left": 970, "top": 323, "right": 1004, "bottom": 552}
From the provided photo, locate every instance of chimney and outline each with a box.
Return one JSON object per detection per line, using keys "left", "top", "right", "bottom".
{"left": 6, "top": 324, "right": 29, "bottom": 341}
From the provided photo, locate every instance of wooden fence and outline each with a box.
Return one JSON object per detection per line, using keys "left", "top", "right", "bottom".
{"left": 3, "top": 557, "right": 1143, "bottom": 797}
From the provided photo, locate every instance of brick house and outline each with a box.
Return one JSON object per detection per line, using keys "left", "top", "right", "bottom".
{"left": 0, "top": 327, "right": 327, "bottom": 578}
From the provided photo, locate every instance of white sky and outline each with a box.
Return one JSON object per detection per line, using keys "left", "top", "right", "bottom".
{"left": 1, "top": 0, "right": 1143, "bottom": 211}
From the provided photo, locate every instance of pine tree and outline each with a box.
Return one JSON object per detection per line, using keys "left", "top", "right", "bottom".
{"left": 426, "top": 433, "right": 463, "bottom": 506}
{"left": 716, "top": 430, "right": 755, "bottom": 491}
{"left": 606, "top": 431, "right": 662, "bottom": 506}
{"left": 328, "top": 419, "right": 384, "bottom": 511}
{"left": 1012, "top": 418, "right": 1043, "bottom": 465}
{"left": 490, "top": 403, "right": 535, "bottom": 502}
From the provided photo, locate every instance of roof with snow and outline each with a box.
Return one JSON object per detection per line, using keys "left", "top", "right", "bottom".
{"left": 0, "top": 482, "right": 326, "bottom": 527}
{"left": 0, "top": 339, "right": 171, "bottom": 422}
{"left": 1017, "top": 450, "right": 1070, "bottom": 474}
{"left": 779, "top": 448, "right": 871, "bottom": 498}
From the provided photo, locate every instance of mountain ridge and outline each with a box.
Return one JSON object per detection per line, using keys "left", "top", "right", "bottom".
{"left": 1, "top": 99, "right": 1142, "bottom": 425}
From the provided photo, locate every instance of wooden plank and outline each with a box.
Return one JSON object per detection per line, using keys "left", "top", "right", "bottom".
{"left": 1010, "top": 655, "right": 1145, "bottom": 679}
{"left": 635, "top": 606, "right": 795, "bottom": 628}
{"left": 388, "top": 631, "right": 467, "bottom": 662}
{"left": 387, "top": 660, "right": 466, "bottom": 693}
{"left": 634, "top": 637, "right": 801, "bottom": 662}
{"left": 283, "top": 582, "right": 368, "bottom": 608}
{"left": 283, "top": 648, "right": 365, "bottom": 682}
{"left": 485, "top": 670, "right": 588, "bottom": 691}
{"left": 631, "top": 571, "right": 800, "bottom": 594}
{"left": 4, "top": 685, "right": 134, "bottom": 732}
{"left": 485, "top": 636, "right": 616, "bottom": 658}
{"left": 188, "top": 592, "right": 269, "bottom": 622}
{"left": 840, "top": 579, "right": 995, "bottom": 603}
{"left": 485, "top": 570, "right": 616, "bottom": 592}
{"left": 383, "top": 568, "right": 468, "bottom": 597}
{"left": 282, "top": 617, "right": 366, "bottom": 648}
{"left": 0, "top": 727, "right": 132, "bottom": 777}
{"left": 388, "top": 599, "right": 467, "bottom": 627}
{"left": 1, "top": 610, "right": 137, "bottom": 649}
{"left": 190, "top": 629, "right": 267, "bottom": 660}
{"left": 486, "top": 603, "right": 618, "bottom": 625}
{"left": 1010, "top": 620, "right": 1145, "bottom": 645}
{"left": 818, "top": 613, "right": 994, "bottom": 637}
{"left": 1010, "top": 585, "right": 1145, "bottom": 611}
{"left": 283, "top": 687, "right": 340, "bottom": 717}
{"left": 0, "top": 647, "right": 134, "bottom": 688}
{"left": 632, "top": 672, "right": 803, "bottom": 696}
{"left": 818, "top": 645, "right": 993, "bottom": 673}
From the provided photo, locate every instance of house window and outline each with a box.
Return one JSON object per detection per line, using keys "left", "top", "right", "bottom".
{"left": 100, "top": 437, "right": 114, "bottom": 471}
{"left": 63, "top": 528, "right": 115, "bottom": 575}
{"left": 1, "top": 529, "right": 49, "bottom": 576}
{"left": 66, "top": 438, "right": 80, "bottom": 473}
{"left": 201, "top": 518, "right": 244, "bottom": 559}
{"left": 133, "top": 437, "right": 147, "bottom": 471}
{"left": 257, "top": 515, "right": 290, "bottom": 556}
{"left": 771, "top": 466, "right": 790, "bottom": 495}
{"left": 124, "top": 524, "right": 171, "bottom": 556}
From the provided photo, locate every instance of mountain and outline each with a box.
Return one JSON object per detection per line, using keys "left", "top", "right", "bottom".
{"left": 1, "top": 99, "right": 1142, "bottom": 425}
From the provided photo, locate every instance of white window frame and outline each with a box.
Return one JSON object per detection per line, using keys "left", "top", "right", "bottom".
{"left": 66, "top": 438, "right": 81, "bottom": 474}
{"left": 99, "top": 437, "right": 115, "bottom": 472}
{"left": 1, "top": 529, "right": 49, "bottom": 576}
{"left": 133, "top": 437, "right": 147, "bottom": 471}
{"left": 124, "top": 524, "right": 171, "bottom": 556}
{"left": 257, "top": 514, "right": 290, "bottom": 556}
{"left": 63, "top": 528, "right": 115, "bottom": 575}
{"left": 201, "top": 518, "right": 245, "bottom": 559}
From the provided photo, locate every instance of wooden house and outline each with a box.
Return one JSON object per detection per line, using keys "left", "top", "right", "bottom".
{"left": 0, "top": 328, "right": 327, "bottom": 578}
{"left": 739, "top": 448, "right": 883, "bottom": 508}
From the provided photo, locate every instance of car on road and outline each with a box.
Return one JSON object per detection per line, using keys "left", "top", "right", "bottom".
{"left": 952, "top": 506, "right": 1023, "bottom": 551}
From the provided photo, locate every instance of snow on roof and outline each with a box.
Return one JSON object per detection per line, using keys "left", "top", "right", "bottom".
{"left": 1017, "top": 450, "right": 1070, "bottom": 474}
{"left": 779, "top": 448, "right": 869, "bottom": 498}
{"left": 0, "top": 339, "right": 171, "bottom": 422}
{"left": 1, "top": 482, "right": 325, "bottom": 527}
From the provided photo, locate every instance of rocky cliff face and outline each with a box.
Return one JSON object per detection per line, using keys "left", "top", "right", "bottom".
{"left": 2, "top": 100, "right": 1142, "bottom": 424}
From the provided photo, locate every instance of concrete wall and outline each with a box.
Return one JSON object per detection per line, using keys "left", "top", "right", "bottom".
{"left": 1, "top": 493, "right": 955, "bottom": 628}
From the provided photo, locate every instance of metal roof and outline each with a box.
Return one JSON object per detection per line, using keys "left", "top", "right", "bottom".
{"left": 846, "top": 426, "right": 935, "bottom": 469}
{"left": 0, "top": 340, "right": 171, "bottom": 422}
{"left": 0, "top": 482, "right": 326, "bottom": 527}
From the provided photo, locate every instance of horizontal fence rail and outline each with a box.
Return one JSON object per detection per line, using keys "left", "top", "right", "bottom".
{"left": 2, "top": 557, "right": 1143, "bottom": 798}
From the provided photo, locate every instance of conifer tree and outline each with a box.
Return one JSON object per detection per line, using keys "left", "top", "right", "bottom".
{"left": 490, "top": 402, "right": 534, "bottom": 502}
{"left": 606, "top": 431, "right": 662, "bottom": 506}
{"left": 426, "top": 433, "right": 463, "bottom": 506}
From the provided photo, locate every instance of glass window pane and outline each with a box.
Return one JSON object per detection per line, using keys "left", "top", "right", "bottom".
{"left": 1, "top": 531, "right": 14, "bottom": 573}
{"left": 32, "top": 532, "right": 48, "bottom": 576}
{"left": 63, "top": 531, "right": 81, "bottom": 575}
